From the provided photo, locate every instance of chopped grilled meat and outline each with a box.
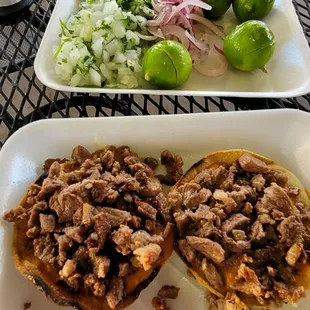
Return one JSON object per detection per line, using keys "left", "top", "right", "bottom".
{"left": 39, "top": 214, "right": 55, "bottom": 234}
{"left": 144, "top": 157, "right": 159, "bottom": 170}
{"left": 251, "top": 174, "right": 266, "bottom": 191}
{"left": 3, "top": 205, "right": 27, "bottom": 222}
{"left": 251, "top": 221, "right": 266, "bottom": 241}
{"left": 63, "top": 226, "right": 84, "bottom": 243}
{"left": 118, "top": 262, "right": 130, "bottom": 277}
{"left": 232, "top": 230, "right": 247, "bottom": 241}
{"left": 59, "top": 259, "right": 77, "bottom": 278}
{"left": 158, "top": 285, "right": 180, "bottom": 299}
{"left": 233, "top": 264, "right": 264, "bottom": 303}
{"left": 106, "top": 277, "right": 124, "bottom": 309}
{"left": 238, "top": 153, "right": 269, "bottom": 173}
{"left": 201, "top": 258, "right": 223, "bottom": 291}
{"left": 194, "top": 165, "right": 227, "bottom": 189}
{"left": 98, "top": 207, "right": 132, "bottom": 227}
{"left": 273, "top": 281, "right": 305, "bottom": 304}
{"left": 93, "top": 212, "right": 111, "bottom": 250}
{"left": 81, "top": 203, "right": 94, "bottom": 226}
{"left": 111, "top": 225, "right": 134, "bottom": 256}
{"left": 178, "top": 239, "right": 195, "bottom": 263}
{"left": 186, "top": 236, "right": 225, "bottom": 264}
{"left": 174, "top": 211, "right": 189, "bottom": 234}
{"left": 136, "top": 200, "right": 157, "bottom": 220}
{"left": 152, "top": 296, "right": 169, "bottom": 310}
{"left": 285, "top": 243, "right": 303, "bottom": 266}
{"left": 256, "top": 183, "right": 297, "bottom": 217}
{"left": 145, "top": 220, "right": 156, "bottom": 233}
{"left": 89, "top": 249, "right": 110, "bottom": 278}
{"left": 33, "top": 235, "right": 56, "bottom": 264}
{"left": 56, "top": 234, "right": 74, "bottom": 266}
{"left": 71, "top": 145, "right": 91, "bottom": 162}
{"left": 131, "top": 230, "right": 163, "bottom": 250}
{"left": 277, "top": 216, "right": 305, "bottom": 247}
{"left": 242, "top": 202, "right": 253, "bottom": 216}
{"left": 223, "top": 233, "right": 251, "bottom": 253}
{"left": 221, "top": 163, "right": 238, "bottom": 191}
{"left": 180, "top": 183, "right": 212, "bottom": 209}
{"left": 221, "top": 213, "right": 249, "bottom": 233}
{"left": 185, "top": 204, "right": 216, "bottom": 222}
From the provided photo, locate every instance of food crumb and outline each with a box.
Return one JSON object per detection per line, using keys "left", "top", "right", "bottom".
{"left": 24, "top": 302, "right": 31, "bottom": 310}
{"left": 152, "top": 296, "right": 170, "bottom": 310}
{"left": 158, "top": 285, "right": 180, "bottom": 299}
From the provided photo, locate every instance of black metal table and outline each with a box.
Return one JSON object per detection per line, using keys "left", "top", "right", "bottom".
{"left": 0, "top": 0, "right": 309, "bottom": 147}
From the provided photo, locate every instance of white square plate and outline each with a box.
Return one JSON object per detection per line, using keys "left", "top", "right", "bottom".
{"left": 34, "top": 0, "right": 310, "bottom": 97}
{"left": 1, "top": 109, "right": 310, "bottom": 309}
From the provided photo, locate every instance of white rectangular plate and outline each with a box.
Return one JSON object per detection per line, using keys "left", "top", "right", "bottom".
{"left": 34, "top": 0, "right": 310, "bottom": 97}
{"left": 1, "top": 109, "right": 310, "bottom": 309}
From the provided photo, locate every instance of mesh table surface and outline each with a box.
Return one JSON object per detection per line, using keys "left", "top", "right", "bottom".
{"left": 0, "top": 0, "right": 309, "bottom": 147}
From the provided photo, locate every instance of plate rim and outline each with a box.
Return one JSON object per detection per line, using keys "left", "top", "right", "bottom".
{"left": 34, "top": 0, "right": 310, "bottom": 98}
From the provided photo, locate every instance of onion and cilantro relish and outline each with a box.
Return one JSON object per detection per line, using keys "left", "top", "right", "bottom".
{"left": 54, "top": 0, "right": 154, "bottom": 88}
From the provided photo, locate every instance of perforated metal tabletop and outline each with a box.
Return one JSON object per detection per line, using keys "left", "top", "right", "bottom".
{"left": 0, "top": 0, "right": 309, "bottom": 147}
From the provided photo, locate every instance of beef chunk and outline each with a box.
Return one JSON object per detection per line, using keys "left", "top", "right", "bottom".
{"left": 63, "top": 226, "right": 84, "bottom": 243}
{"left": 145, "top": 220, "right": 156, "bottom": 232}
{"left": 91, "top": 180, "right": 119, "bottom": 203}
{"left": 131, "top": 230, "right": 163, "bottom": 250}
{"left": 94, "top": 212, "right": 111, "bottom": 250}
{"left": 101, "top": 150, "right": 115, "bottom": 169}
{"left": 167, "top": 189, "right": 183, "bottom": 210}
{"left": 242, "top": 202, "right": 253, "bottom": 216}
{"left": 129, "top": 216, "right": 142, "bottom": 229}
{"left": 115, "top": 172, "right": 140, "bottom": 191}
{"left": 194, "top": 221, "right": 219, "bottom": 238}
{"left": 158, "top": 285, "right": 180, "bottom": 299}
{"left": 178, "top": 239, "right": 195, "bottom": 263}
{"left": 257, "top": 214, "right": 275, "bottom": 225}
{"left": 84, "top": 274, "right": 106, "bottom": 297}
{"left": 174, "top": 211, "right": 189, "bottom": 234}
{"left": 28, "top": 201, "right": 48, "bottom": 229}
{"left": 194, "top": 166, "right": 227, "bottom": 189}
{"left": 238, "top": 153, "right": 269, "bottom": 173}
{"left": 89, "top": 249, "right": 110, "bottom": 278}
{"left": 133, "top": 243, "right": 162, "bottom": 270}
{"left": 251, "top": 174, "right": 265, "bottom": 191}
{"left": 265, "top": 170, "right": 289, "bottom": 186}
{"left": 136, "top": 200, "right": 157, "bottom": 220}
{"left": 71, "top": 145, "right": 91, "bottom": 162}
{"left": 56, "top": 234, "right": 73, "bottom": 266}
{"left": 223, "top": 233, "right": 251, "bottom": 253}
{"left": 180, "top": 183, "right": 212, "bottom": 209}
{"left": 271, "top": 209, "right": 285, "bottom": 221}
{"left": 221, "top": 213, "right": 249, "bottom": 233}
{"left": 186, "top": 236, "right": 225, "bottom": 264}
{"left": 39, "top": 214, "right": 55, "bottom": 234}
{"left": 106, "top": 277, "right": 124, "bottom": 309}
{"left": 98, "top": 207, "right": 132, "bottom": 227}
{"left": 232, "top": 230, "right": 247, "bottom": 241}
{"left": 139, "top": 177, "right": 162, "bottom": 197}
{"left": 51, "top": 192, "right": 83, "bottom": 223}
{"left": 64, "top": 273, "right": 81, "bottom": 291}
{"left": 185, "top": 204, "right": 216, "bottom": 222}
{"left": 112, "top": 225, "right": 133, "bottom": 255}
{"left": 233, "top": 264, "right": 264, "bottom": 302}
{"left": 285, "top": 243, "right": 303, "bottom": 266}
{"left": 40, "top": 172, "right": 65, "bottom": 194}
{"left": 251, "top": 221, "right": 266, "bottom": 241}
{"left": 118, "top": 262, "right": 129, "bottom": 277}
{"left": 201, "top": 258, "right": 223, "bottom": 291}
{"left": 207, "top": 292, "right": 248, "bottom": 310}
{"left": 33, "top": 235, "right": 56, "bottom": 264}
{"left": 161, "top": 150, "right": 183, "bottom": 174}
{"left": 152, "top": 296, "right": 169, "bottom": 310}
{"left": 286, "top": 187, "right": 300, "bottom": 196}
{"left": 162, "top": 222, "right": 174, "bottom": 239}
{"left": 59, "top": 259, "right": 77, "bottom": 278}
{"left": 213, "top": 190, "right": 238, "bottom": 213}
{"left": 221, "top": 162, "right": 238, "bottom": 191}
{"left": 3, "top": 205, "right": 27, "bottom": 222}
{"left": 81, "top": 203, "right": 94, "bottom": 226}
{"left": 143, "top": 157, "right": 159, "bottom": 170}
{"left": 256, "top": 183, "right": 296, "bottom": 217}
{"left": 277, "top": 216, "right": 305, "bottom": 247}
{"left": 273, "top": 281, "right": 305, "bottom": 304}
